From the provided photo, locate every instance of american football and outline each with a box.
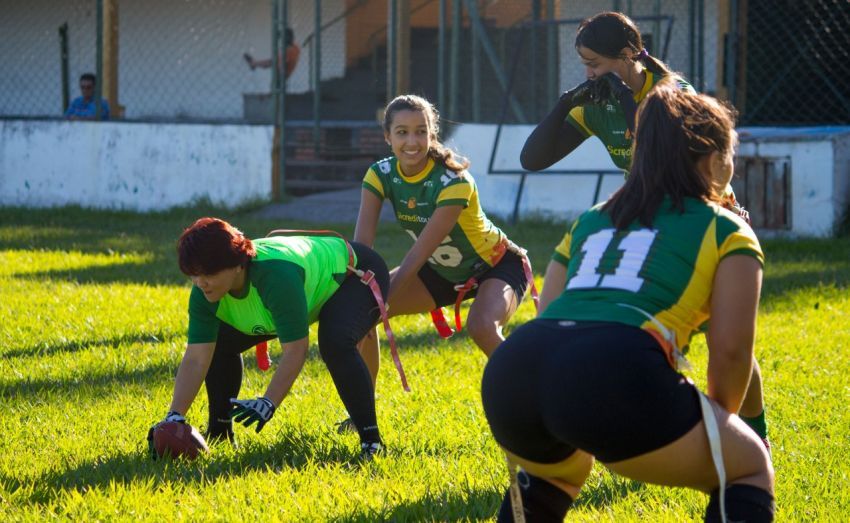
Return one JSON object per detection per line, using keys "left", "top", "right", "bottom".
{"left": 152, "top": 422, "right": 209, "bottom": 460}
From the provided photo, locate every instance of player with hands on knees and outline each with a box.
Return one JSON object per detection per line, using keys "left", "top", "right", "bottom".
{"left": 149, "top": 217, "right": 392, "bottom": 461}
{"left": 483, "top": 82, "right": 774, "bottom": 522}
{"left": 351, "top": 94, "right": 534, "bottom": 395}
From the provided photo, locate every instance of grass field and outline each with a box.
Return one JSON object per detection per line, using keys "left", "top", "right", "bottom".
{"left": 1, "top": 205, "right": 848, "bottom": 522}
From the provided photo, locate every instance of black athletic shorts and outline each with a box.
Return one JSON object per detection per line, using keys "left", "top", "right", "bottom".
{"left": 416, "top": 250, "right": 528, "bottom": 307}
{"left": 481, "top": 319, "right": 702, "bottom": 463}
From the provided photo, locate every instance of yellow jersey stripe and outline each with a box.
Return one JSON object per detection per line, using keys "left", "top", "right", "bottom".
{"left": 436, "top": 183, "right": 473, "bottom": 206}
{"left": 567, "top": 106, "right": 593, "bottom": 137}
{"left": 362, "top": 168, "right": 385, "bottom": 199}
{"left": 649, "top": 218, "right": 718, "bottom": 350}
{"left": 399, "top": 157, "right": 435, "bottom": 184}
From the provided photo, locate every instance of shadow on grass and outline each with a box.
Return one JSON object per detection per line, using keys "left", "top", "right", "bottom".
{"left": 0, "top": 360, "right": 175, "bottom": 398}
{"left": 761, "top": 263, "right": 850, "bottom": 300}
{"left": 4, "top": 330, "right": 180, "bottom": 359}
{"left": 349, "top": 487, "right": 501, "bottom": 521}
{"left": 12, "top": 430, "right": 375, "bottom": 506}
{"left": 13, "top": 259, "right": 185, "bottom": 286}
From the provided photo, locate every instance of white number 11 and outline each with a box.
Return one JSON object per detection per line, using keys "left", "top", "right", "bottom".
{"left": 566, "top": 228, "right": 657, "bottom": 292}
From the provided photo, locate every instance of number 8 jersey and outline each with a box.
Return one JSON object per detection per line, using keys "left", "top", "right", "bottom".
{"left": 541, "top": 197, "right": 764, "bottom": 363}
{"left": 362, "top": 156, "right": 508, "bottom": 282}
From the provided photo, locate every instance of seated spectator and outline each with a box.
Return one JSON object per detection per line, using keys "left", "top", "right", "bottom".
{"left": 65, "top": 73, "right": 110, "bottom": 121}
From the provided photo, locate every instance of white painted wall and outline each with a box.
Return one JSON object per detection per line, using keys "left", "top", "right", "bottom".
{"left": 0, "top": 119, "right": 272, "bottom": 211}
{"left": 0, "top": 0, "right": 345, "bottom": 120}
{"left": 449, "top": 123, "right": 850, "bottom": 237}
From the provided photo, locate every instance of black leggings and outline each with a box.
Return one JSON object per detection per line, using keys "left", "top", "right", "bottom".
{"left": 205, "top": 242, "right": 389, "bottom": 444}
{"left": 482, "top": 319, "right": 702, "bottom": 463}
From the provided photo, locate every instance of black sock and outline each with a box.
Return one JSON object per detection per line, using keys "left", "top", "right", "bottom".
{"left": 705, "top": 484, "right": 775, "bottom": 523}
{"left": 497, "top": 472, "right": 574, "bottom": 522}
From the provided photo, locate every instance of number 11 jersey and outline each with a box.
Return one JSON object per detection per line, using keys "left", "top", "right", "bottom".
{"left": 541, "top": 197, "right": 763, "bottom": 357}
{"left": 362, "top": 156, "right": 507, "bottom": 283}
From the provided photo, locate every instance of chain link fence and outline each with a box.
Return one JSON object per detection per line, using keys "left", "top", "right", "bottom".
{"left": 736, "top": 0, "right": 850, "bottom": 125}
{"left": 2, "top": 0, "right": 847, "bottom": 126}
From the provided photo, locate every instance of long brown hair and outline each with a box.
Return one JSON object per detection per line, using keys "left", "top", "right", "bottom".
{"left": 602, "top": 80, "right": 737, "bottom": 229}
{"left": 382, "top": 94, "right": 470, "bottom": 173}
{"left": 575, "top": 11, "right": 671, "bottom": 77}
{"left": 177, "top": 217, "right": 256, "bottom": 276}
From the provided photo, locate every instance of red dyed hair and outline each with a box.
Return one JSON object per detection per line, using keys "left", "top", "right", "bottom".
{"left": 177, "top": 217, "right": 256, "bottom": 276}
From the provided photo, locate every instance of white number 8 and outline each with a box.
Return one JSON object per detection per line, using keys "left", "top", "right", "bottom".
{"left": 405, "top": 230, "right": 463, "bottom": 267}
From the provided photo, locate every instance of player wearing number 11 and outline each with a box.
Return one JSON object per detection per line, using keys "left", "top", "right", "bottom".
{"left": 482, "top": 82, "right": 774, "bottom": 521}
{"left": 354, "top": 94, "right": 531, "bottom": 381}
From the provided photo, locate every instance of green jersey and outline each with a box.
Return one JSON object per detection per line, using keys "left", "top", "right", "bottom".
{"left": 362, "top": 156, "right": 507, "bottom": 282}
{"left": 541, "top": 197, "right": 763, "bottom": 356}
{"left": 187, "top": 235, "right": 352, "bottom": 344}
{"left": 566, "top": 71, "right": 694, "bottom": 170}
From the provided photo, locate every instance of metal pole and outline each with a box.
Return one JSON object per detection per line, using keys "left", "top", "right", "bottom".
{"left": 271, "top": 0, "right": 282, "bottom": 200}
{"left": 726, "top": 0, "right": 739, "bottom": 106}
{"left": 689, "top": 0, "right": 696, "bottom": 83}
{"left": 313, "top": 0, "right": 322, "bottom": 153}
{"left": 471, "top": 2, "right": 480, "bottom": 122}
{"left": 438, "top": 0, "right": 446, "bottom": 112}
{"left": 546, "top": 0, "right": 556, "bottom": 105}
{"left": 697, "top": 0, "right": 705, "bottom": 91}
{"left": 653, "top": 0, "right": 661, "bottom": 55}
{"left": 95, "top": 0, "right": 103, "bottom": 119}
{"left": 397, "top": 0, "right": 410, "bottom": 94}
{"left": 388, "top": 0, "right": 397, "bottom": 101}
{"left": 59, "top": 23, "right": 70, "bottom": 113}
{"left": 531, "top": 0, "right": 539, "bottom": 119}
{"left": 279, "top": 0, "right": 288, "bottom": 198}
{"left": 449, "top": 0, "right": 460, "bottom": 120}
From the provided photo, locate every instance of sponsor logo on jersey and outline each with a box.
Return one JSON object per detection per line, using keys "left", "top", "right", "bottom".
{"left": 397, "top": 213, "right": 429, "bottom": 223}
{"left": 606, "top": 144, "right": 632, "bottom": 159}
{"left": 379, "top": 160, "right": 391, "bottom": 174}
{"left": 252, "top": 325, "right": 269, "bottom": 335}
{"left": 606, "top": 104, "right": 615, "bottom": 112}
{"left": 392, "top": 177, "right": 401, "bottom": 184}
{"left": 423, "top": 180, "right": 434, "bottom": 187}
{"left": 407, "top": 197, "right": 416, "bottom": 209}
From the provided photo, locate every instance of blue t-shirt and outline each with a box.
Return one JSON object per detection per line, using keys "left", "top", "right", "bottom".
{"left": 65, "top": 97, "right": 110, "bottom": 120}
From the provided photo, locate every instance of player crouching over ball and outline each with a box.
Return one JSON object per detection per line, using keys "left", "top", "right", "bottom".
{"left": 147, "top": 217, "right": 391, "bottom": 461}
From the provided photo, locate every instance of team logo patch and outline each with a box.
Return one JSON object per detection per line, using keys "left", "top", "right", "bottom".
{"left": 407, "top": 197, "right": 416, "bottom": 209}
{"left": 625, "top": 129, "right": 632, "bottom": 140}
{"left": 251, "top": 325, "right": 269, "bottom": 335}
{"left": 378, "top": 161, "right": 391, "bottom": 174}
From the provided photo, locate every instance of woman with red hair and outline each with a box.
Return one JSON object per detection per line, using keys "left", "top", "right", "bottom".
{"left": 149, "top": 217, "right": 390, "bottom": 460}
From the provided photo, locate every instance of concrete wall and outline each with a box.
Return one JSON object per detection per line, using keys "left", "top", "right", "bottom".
{"left": 446, "top": 123, "right": 624, "bottom": 222}
{"left": 0, "top": 119, "right": 272, "bottom": 211}
{"left": 449, "top": 123, "right": 850, "bottom": 237}
{"left": 737, "top": 127, "right": 850, "bottom": 237}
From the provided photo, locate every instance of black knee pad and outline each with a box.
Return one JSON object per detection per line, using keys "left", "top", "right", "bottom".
{"left": 497, "top": 472, "right": 574, "bottom": 523}
{"left": 705, "top": 484, "right": 775, "bottom": 523}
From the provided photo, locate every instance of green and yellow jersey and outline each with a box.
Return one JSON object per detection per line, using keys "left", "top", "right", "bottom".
{"left": 541, "top": 197, "right": 763, "bottom": 360}
{"left": 187, "top": 235, "right": 352, "bottom": 344}
{"left": 566, "top": 71, "right": 694, "bottom": 171}
{"left": 362, "top": 156, "right": 507, "bottom": 282}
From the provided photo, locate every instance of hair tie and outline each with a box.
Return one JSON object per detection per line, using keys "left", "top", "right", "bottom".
{"left": 636, "top": 48, "right": 649, "bottom": 60}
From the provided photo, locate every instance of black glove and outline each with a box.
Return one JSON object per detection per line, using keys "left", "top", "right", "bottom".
{"left": 596, "top": 72, "right": 634, "bottom": 103}
{"left": 560, "top": 79, "right": 597, "bottom": 108}
{"left": 147, "top": 411, "right": 186, "bottom": 460}
{"left": 229, "top": 397, "right": 276, "bottom": 433}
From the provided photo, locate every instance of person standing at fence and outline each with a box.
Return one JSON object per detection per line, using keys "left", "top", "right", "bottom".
{"left": 483, "top": 83, "right": 774, "bottom": 522}
{"left": 64, "top": 73, "right": 110, "bottom": 121}
{"left": 147, "top": 217, "right": 390, "bottom": 461}
{"left": 524, "top": 10, "right": 770, "bottom": 449}
{"left": 352, "top": 94, "right": 532, "bottom": 393}
{"left": 244, "top": 27, "right": 300, "bottom": 80}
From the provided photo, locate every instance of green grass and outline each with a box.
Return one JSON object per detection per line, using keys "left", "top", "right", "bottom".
{"left": 0, "top": 206, "right": 848, "bottom": 521}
